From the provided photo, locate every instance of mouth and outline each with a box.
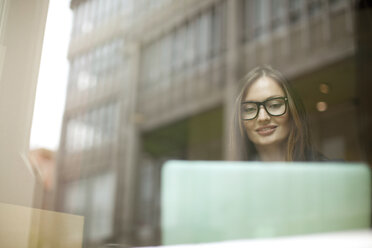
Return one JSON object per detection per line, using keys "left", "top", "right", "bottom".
{"left": 256, "top": 125, "right": 277, "bottom": 136}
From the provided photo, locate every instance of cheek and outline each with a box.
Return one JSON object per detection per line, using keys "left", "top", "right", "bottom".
{"left": 243, "top": 121, "right": 257, "bottom": 141}
{"left": 243, "top": 121, "right": 254, "bottom": 134}
{"left": 276, "top": 113, "right": 291, "bottom": 134}
{"left": 277, "top": 112, "right": 289, "bottom": 125}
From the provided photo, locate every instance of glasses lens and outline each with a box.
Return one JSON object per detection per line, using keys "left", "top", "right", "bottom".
{"left": 265, "top": 98, "right": 286, "bottom": 116}
{"left": 241, "top": 103, "right": 258, "bottom": 119}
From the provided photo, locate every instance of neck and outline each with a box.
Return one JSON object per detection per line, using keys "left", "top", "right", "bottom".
{"left": 256, "top": 144, "right": 286, "bottom": 162}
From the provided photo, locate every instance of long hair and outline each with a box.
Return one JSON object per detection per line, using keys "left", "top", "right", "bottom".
{"left": 230, "top": 65, "right": 316, "bottom": 161}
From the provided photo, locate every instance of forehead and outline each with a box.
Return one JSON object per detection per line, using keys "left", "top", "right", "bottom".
{"left": 243, "top": 76, "right": 285, "bottom": 101}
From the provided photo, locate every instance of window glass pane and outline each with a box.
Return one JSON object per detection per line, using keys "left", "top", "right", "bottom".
{"left": 243, "top": 0, "right": 255, "bottom": 41}
{"left": 65, "top": 115, "right": 88, "bottom": 152}
{"left": 289, "top": 0, "right": 303, "bottom": 24}
{"left": 93, "top": 108, "right": 102, "bottom": 147}
{"left": 65, "top": 119, "right": 74, "bottom": 153}
{"left": 121, "top": 0, "right": 134, "bottom": 13}
{"left": 63, "top": 180, "right": 86, "bottom": 215}
{"left": 175, "top": 27, "right": 186, "bottom": 71}
{"left": 82, "top": 0, "right": 93, "bottom": 33}
{"left": 194, "top": 16, "right": 202, "bottom": 62}
{"left": 164, "top": 35, "right": 172, "bottom": 76}
{"left": 170, "top": 31, "right": 178, "bottom": 72}
{"left": 308, "top": 0, "right": 322, "bottom": 17}
{"left": 200, "top": 10, "right": 212, "bottom": 60}
{"left": 89, "top": 172, "right": 116, "bottom": 241}
{"left": 85, "top": 111, "right": 94, "bottom": 150}
{"left": 271, "top": 0, "right": 285, "bottom": 29}
{"left": 211, "top": 4, "right": 222, "bottom": 56}
{"left": 185, "top": 21, "right": 196, "bottom": 66}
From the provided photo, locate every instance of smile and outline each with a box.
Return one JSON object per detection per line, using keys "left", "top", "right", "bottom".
{"left": 256, "top": 125, "right": 277, "bottom": 136}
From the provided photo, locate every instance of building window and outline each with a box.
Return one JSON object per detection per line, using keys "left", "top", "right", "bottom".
{"left": 65, "top": 116, "right": 87, "bottom": 153}
{"left": 194, "top": 11, "right": 213, "bottom": 64}
{"left": 69, "top": 38, "right": 125, "bottom": 94}
{"left": 139, "top": 4, "right": 222, "bottom": 94}
{"left": 242, "top": 0, "right": 270, "bottom": 40}
{"left": 242, "top": 0, "right": 255, "bottom": 42}
{"left": 88, "top": 172, "right": 116, "bottom": 241}
{"left": 64, "top": 173, "right": 116, "bottom": 242}
{"left": 71, "top": 0, "right": 134, "bottom": 38}
{"left": 63, "top": 179, "right": 87, "bottom": 216}
{"left": 307, "top": 0, "right": 323, "bottom": 18}
{"left": 81, "top": 0, "right": 93, "bottom": 34}
{"left": 271, "top": 0, "right": 286, "bottom": 30}
{"left": 289, "top": 0, "right": 304, "bottom": 24}
{"left": 254, "top": 0, "right": 268, "bottom": 37}
{"left": 211, "top": 1, "right": 226, "bottom": 57}
{"left": 161, "top": 34, "right": 172, "bottom": 82}
{"left": 200, "top": 10, "right": 213, "bottom": 61}
{"left": 65, "top": 102, "right": 120, "bottom": 154}
{"left": 173, "top": 26, "right": 186, "bottom": 73}
{"left": 120, "top": 0, "right": 134, "bottom": 14}
{"left": 185, "top": 20, "right": 196, "bottom": 69}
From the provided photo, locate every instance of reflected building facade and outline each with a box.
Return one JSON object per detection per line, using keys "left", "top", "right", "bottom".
{"left": 56, "top": 0, "right": 367, "bottom": 247}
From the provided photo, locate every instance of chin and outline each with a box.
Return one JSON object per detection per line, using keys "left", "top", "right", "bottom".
{"left": 254, "top": 136, "right": 286, "bottom": 147}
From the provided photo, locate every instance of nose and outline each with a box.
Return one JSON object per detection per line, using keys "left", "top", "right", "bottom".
{"left": 257, "top": 105, "right": 270, "bottom": 121}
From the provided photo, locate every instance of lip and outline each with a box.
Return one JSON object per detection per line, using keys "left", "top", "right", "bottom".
{"left": 256, "top": 125, "right": 277, "bottom": 136}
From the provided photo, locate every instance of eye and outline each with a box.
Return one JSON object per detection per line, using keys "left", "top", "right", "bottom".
{"left": 242, "top": 104, "right": 257, "bottom": 113}
{"left": 267, "top": 100, "right": 284, "bottom": 109}
{"left": 269, "top": 103, "right": 283, "bottom": 109}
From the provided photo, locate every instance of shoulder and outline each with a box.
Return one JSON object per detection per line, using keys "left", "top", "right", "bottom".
{"left": 307, "top": 151, "right": 344, "bottom": 162}
{"left": 306, "top": 150, "right": 328, "bottom": 162}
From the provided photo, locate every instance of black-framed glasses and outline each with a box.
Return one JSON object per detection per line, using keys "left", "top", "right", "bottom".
{"left": 241, "top": 97, "right": 288, "bottom": 120}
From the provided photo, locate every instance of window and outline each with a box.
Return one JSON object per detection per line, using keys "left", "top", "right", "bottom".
{"left": 185, "top": 20, "right": 196, "bottom": 68}
{"left": 89, "top": 172, "right": 116, "bottom": 241}
{"left": 63, "top": 179, "right": 87, "bottom": 216}
{"left": 271, "top": 0, "right": 286, "bottom": 30}
{"left": 76, "top": 51, "right": 96, "bottom": 90}
{"left": 121, "top": 0, "right": 134, "bottom": 14}
{"left": 65, "top": 116, "right": 88, "bottom": 153}
{"left": 65, "top": 102, "right": 120, "bottom": 153}
{"left": 174, "top": 26, "right": 186, "bottom": 72}
{"left": 140, "top": 44, "right": 150, "bottom": 89}
{"left": 200, "top": 10, "right": 212, "bottom": 61}
{"left": 81, "top": 1, "right": 93, "bottom": 34}
{"left": 211, "top": 3, "right": 225, "bottom": 57}
{"left": 70, "top": 38, "right": 125, "bottom": 93}
{"left": 307, "top": 0, "right": 323, "bottom": 18}
{"left": 289, "top": 0, "right": 304, "bottom": 24}
{"left": 74, "top": 3, "right": 85, "bottom": 37}
{"left": 194, "top": 15, "right": 203, "bottom": 63}
{"left": 162, "top": 34, "right": 172, "bottom": 78}
{"left": 243, "top": 0, "right": 255, "bottom": 41}
{"left": 170, "top": 31, "right": 178, "bottom": 73}
{"left": 86, "top": 111, "right": 94, "bottom": 150}
{"left": 255, "top": 0, "right": 264, "bottom": 36}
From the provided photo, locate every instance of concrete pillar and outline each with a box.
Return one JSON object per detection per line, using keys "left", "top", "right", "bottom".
{"left": 116, "top": 43, "right": 141, "bottom": 245}
{"left": 223, "top": 0, "right": 242, "bottom": 160}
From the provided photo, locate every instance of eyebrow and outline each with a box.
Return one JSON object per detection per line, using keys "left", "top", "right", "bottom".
{"left": 242, "top": 95, "right": 286, "bottom": 103}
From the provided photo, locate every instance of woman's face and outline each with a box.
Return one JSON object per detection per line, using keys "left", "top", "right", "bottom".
{"left": 242, "top": 76, "right": 290, "bottom": 149}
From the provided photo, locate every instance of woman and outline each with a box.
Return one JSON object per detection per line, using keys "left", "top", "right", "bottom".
{"left": 231, "top": 65, "right": 325, "bottom": 161}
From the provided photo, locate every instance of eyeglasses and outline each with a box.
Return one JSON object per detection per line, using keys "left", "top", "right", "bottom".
{"left": 241, "top": 97, "right": 288, "bottom": 120}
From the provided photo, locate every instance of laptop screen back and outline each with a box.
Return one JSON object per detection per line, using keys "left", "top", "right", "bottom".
{"left": 161, "top": 161, "right": 371, "bottom": 245}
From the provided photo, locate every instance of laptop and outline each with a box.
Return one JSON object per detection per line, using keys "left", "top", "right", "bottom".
{"left": 161, "top": 160, "right": 371, "bottom": 245}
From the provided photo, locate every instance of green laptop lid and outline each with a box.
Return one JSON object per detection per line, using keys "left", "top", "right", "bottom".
{"left": 161, "top": 161, "right": 371, "bottom": 245}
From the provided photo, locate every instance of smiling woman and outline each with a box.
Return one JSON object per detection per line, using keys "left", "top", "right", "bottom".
{"left": 231, "top": 65, "right": 326, "bottom": 162}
